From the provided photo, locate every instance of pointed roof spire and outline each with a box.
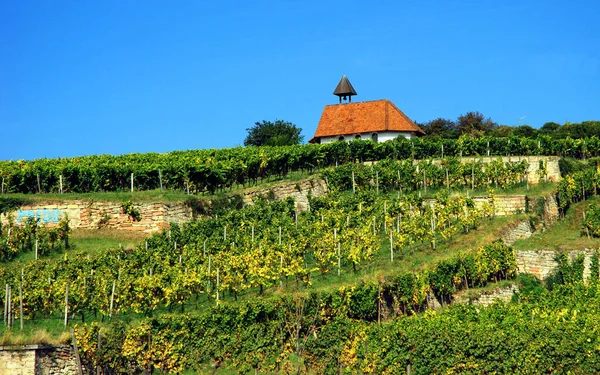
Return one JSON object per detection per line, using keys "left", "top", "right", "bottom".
{"left": 333, "top": 75, "right": 357, "bottom": 103}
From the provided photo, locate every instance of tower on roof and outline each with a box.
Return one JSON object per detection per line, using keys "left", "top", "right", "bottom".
{"left": 333, "top": 75, "right": 357, "bottom": 104}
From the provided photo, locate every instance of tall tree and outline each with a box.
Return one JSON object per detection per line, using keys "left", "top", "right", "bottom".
{"left": 244, "top": 120, "right": 304, "bottom": 147}
{"left": 457, "top": 111, "right": 497, "bottom": 137}
{"left": 420, "top": 118, "right": 458, "bottom": 138}
{"left": 539, "top": 122, "right": 561, "bottom": 134}
{"left": 512, "top": 125, "right": 537, "bottom": 138}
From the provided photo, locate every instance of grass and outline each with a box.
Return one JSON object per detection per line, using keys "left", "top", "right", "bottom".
{"left": 9, "top": 229, "right": 149, "bottom": 265}
{"left": 70, "top": 228, "right": 148, "bottom": 252}
{"left": 513, "top": 195, "right": 600, "bottom": 251}
{"left": 0, "top": 319, "right": 71, "bottom": 346}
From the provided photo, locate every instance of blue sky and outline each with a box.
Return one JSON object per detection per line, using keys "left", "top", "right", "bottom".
{"left": 1, "top": 0, "right": 599, "bottom": 160}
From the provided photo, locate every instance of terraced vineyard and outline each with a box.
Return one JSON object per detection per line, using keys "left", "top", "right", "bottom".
{"left": 1, "top": 147, "right": 600, "bottom": 374}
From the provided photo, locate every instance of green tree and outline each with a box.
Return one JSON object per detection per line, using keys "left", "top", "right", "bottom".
{"left": 492, "top": 125, "right": 514, "bottom": 137}
{"left": 512, "top": 125, "right": 537, "bottom": 138}
{"left": 457, "top": 111, "right": 497, "bottom": 137}
{"left": 420, "top": 118, "right": 458, "bottom": 138}
{"left": 244, "top": 120, "right": 304, "bottom": 147}
{"left": 539, "top": 121, "right": 561, "bottom": 135}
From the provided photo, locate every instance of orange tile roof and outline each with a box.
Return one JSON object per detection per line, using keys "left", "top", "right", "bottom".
{"left": 310, "top": 99, "right": 425, "bottom": 143}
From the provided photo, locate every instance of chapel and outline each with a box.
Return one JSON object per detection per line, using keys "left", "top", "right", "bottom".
{"left": 309, "top": 75, "right": 425, "bottom": 144}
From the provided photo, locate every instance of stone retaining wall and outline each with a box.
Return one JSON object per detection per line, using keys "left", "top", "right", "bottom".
{"left": 0, "top": 345, "right": 84, "bottom": 375}
{"left": 474, "top": 195, "right": 527, "bottom": 216}
{"left": 454, "top": 284, "right": 520, "bottom": 307}
{"left": 501, "top": 220, "right": 534, "bottom": 245}
{"left": 425, "top": 195, "right": 527, "bottom": 217}
{"left": 515, "top": 249, "right": 597, "bottom": 281}
{"left": 543, "top": 194, "right": 560, "bottom": 225}
{"left": 241, "top": 177, "right": 328, "bottom": 212}
{"left": 0, "top": 200, "right": 193, "bottom": 233}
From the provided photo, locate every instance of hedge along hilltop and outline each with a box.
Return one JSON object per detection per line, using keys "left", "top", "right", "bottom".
{"left": 0, "top": 135, "right": 581, "bottom": 194}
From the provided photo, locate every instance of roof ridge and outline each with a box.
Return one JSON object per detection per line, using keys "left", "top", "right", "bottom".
{"left": 386, "top": 101, "right": 425, "bottom": 134}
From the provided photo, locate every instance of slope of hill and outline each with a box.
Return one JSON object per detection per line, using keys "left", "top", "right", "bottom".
{"left": 1, "top": 147, "right": 599, "bottom": 374}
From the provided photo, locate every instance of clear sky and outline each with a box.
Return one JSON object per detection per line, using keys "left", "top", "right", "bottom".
{"left": 1, "top": 0, "right": 599, "bottom": 160}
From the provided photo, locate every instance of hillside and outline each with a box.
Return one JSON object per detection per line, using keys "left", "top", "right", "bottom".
{"left": 1, "top": 143, "right": 600, "bottom": 374}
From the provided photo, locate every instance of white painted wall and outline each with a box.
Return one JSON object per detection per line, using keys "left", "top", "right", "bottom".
{"left": 318, "top": 131, "right": 414, "bottom": 144}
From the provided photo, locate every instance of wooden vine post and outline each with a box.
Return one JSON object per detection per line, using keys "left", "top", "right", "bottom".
{"left": 337, "top": 242, "right": 341, "bottom": 276}
{"left": 471, "top": 160, "right": 475, "bottom": 190}
{"left": 207, "top": 255, "right": 211, "bottom": 295}
{"left": 109, "top": 280, "right": 116, "bottom": 319}
{"left": 216, "top": 268, "right": 220, "bottom": 306}
{"left": 390, "top": 231, "right": 394, "bottom": 263}
{"left": 280, "top": 254, "right": 284, "bottom": 288}
{"left": 71, "top": 328, "right": 84, "bottom": 375}
{"left": 64, "top": 282, "right": 69, "bottom": 328}
{"left": 3, "top": 284, "right": 8, "bottom": 326}
{"left": 383, "top": 202, "right": 387, "bottom": 233}
{"left": 19, "top": 269, "right": 23, "bottom": 330}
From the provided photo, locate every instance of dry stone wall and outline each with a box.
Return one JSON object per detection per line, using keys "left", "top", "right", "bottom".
{"left": 0, "top": 200, "right": 192, "bottom": 233}
{"left": 0, "top": 346, "right": 35, "bottom": 375}
{"left": 501, "top": 220, "right": 534, "bottom": 245}
{"left": 515, "top": 249, "right": 598, "bottom": 281}
{"left": 454, "top": 284, "right": 519, "bottom": 307}
{"left": 0, "top": 345, "right": 84, "bottom": 375}
{"left": 425, "top": 195, "right": 527, "bottom": 217}
{"left": 516, "top": 250, "right": 559, "bottom": 280}
{"left": 542, "top": 194, "right": 559, "bottom": 225}
{"left": 474, "top": 195, "right": 527, "bottom": 216}
{"left": 241, "top": 177, "right": 328, "bottom": 212}
{"left": 36, "top": 346, "right": 83, "bottom": 375}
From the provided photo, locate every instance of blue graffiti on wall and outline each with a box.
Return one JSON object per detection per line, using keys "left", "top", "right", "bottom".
{"left": 16, "top": 209, "right": 61, "bottom": 224}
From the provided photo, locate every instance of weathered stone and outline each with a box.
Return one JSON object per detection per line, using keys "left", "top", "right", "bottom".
{"left": 0, "top": 200, "right": 193, "bottom": 234}
{"left": 454, "top": 284, "right": 519, "bottom": 307}
{"left": 0, "top": 345, "right": 87, "bottom": 375}
{"left": 515, "top": 249, "right": 599, "bottom": 282}
{"left": 241, "top": 177, "right": 328, "bottom": 212}
{"left": 501, "top": 220, "right": 534, "bottom": 245}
